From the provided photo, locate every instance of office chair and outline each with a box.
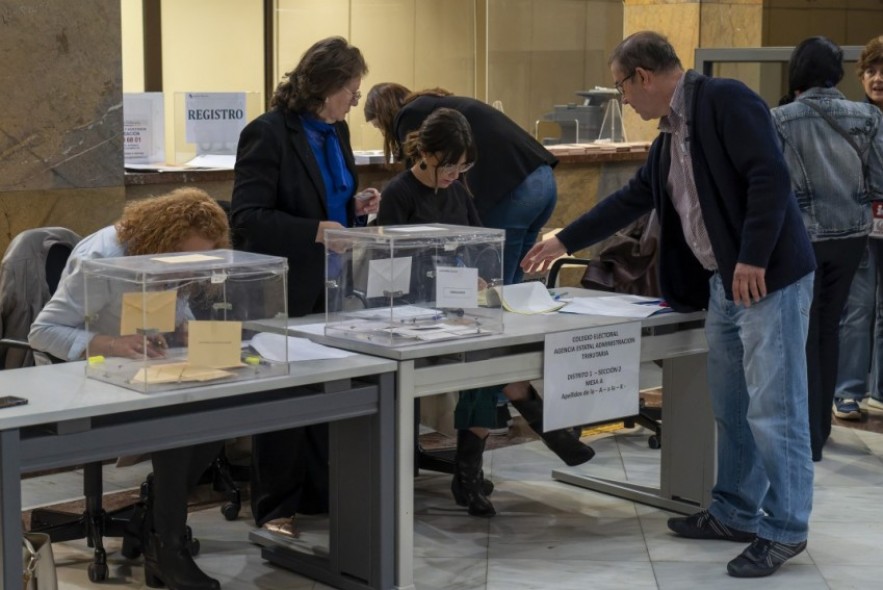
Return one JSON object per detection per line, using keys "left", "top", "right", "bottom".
{"left": 546, "top": 256, "right": 663, "bottom": 449}
{"left": 0, "top": 227, "right": 196, "bottom": 583}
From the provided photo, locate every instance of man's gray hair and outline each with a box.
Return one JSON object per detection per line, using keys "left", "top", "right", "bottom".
{"left": 609, "top": 31, "right": 683, "bottom": 76}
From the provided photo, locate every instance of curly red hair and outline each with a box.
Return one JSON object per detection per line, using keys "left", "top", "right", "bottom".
{"left": 116, "top": 188, "right": 230, "bottom": 256}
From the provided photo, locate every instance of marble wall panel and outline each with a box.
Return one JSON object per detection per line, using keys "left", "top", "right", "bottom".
{"left": 0, "top": 187, "right": 124, "bottom": 254}
{"left": 0, "top": 0, "right": 123, "bottom": 192}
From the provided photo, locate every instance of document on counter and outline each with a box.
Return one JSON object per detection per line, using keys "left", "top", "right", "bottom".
{"left": 488, "top": 282, "right": 566, "bottom": 314}
{"left": 560, "top": 295, "right": 670, "bottom": 318}
{"left": 250, "top": 332, "right": 356, "bottom": 362}
{"left": 184, "top": 154, "right": 236, "bottom": 169}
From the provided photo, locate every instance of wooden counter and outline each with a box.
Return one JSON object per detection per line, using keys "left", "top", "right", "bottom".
{"left": 123, "top": 144, "right": 649, "bottom": 231}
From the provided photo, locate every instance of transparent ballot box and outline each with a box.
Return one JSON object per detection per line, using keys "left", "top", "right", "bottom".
{"left": 83, "top": 250, "right": 289, "bottom": 392}
{"left": 325, "top": 224, "right": 505, "bottom": 346}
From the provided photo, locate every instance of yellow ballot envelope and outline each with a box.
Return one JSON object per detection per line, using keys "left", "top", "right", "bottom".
{"left": 187, "top": 320, "right": 243, "bottom": 368}
{"left": 120, "top": 290, "right": 177, "bottom": 335}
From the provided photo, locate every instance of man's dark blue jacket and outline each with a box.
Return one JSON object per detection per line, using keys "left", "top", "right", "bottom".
{"left": 557, "top": 70, "right": 816, "bottom": 312}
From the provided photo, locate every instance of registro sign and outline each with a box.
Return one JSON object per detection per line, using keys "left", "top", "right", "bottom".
{"left": 543, "top": 322, "right": 641, "bottom": 431}
{"left": 184, "top": 92, "right": 247, "bottom": 146}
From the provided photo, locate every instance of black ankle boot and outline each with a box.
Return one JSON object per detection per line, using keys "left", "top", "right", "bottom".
{"left": 451, "top": 469, "right": 494, "bottom": 507}
{"left": 122, "top": 475, "right": 154, "bottom": 559}
{"left": 510, "top": 386, "right": 595, "bottom": 466}
{"left": 452, "top": 430, "right": 495, "bottom": 517}
{"left": 144, "top": 533, "right": 219, "bottom": 590}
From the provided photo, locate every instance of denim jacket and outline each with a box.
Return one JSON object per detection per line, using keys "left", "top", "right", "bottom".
{"left": 772, "top": 87, "right": 883, "bottom": 241}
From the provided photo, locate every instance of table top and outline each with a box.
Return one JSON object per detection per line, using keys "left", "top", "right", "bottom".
{"left": 266, "top": 289, "right": 705, "bottom": 362}
{"left": 0, "top": 354, "right": 396, "bottom": 431}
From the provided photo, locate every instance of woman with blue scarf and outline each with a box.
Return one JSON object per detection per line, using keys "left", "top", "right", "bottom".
{"left": 232, "top": 36, "right": 379, "bottom": 532}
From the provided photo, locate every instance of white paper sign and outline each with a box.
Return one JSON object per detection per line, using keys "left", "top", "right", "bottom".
{"left": 435, "top": 266, "right": 478, "bottom": 308}
{"left": 184, "top": 92, "right": 247, "bottom": 146}
{"left": 123, "top": 92, "right": 165, "bottom": 164}
{"left": 542, "top": 322, "right": 641, "bottom": 431}
{"left": 366, "top": 256, "right": 412, "bottom": 299}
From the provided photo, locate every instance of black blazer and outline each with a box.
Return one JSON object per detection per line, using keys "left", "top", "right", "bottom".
{"left": 232, "top": 107, "right": 358, "bottom": 316}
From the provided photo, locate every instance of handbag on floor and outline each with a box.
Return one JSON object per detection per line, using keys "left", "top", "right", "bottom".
{"left": 23, "top": 531, "right": 57, "bottom": 590}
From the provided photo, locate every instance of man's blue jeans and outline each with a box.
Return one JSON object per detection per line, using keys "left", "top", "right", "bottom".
{"left": 835, "top": 241, "right": 883, "bottom": 403}
{"left": 480, "top": 164, "right": 557, "bottom": 285}
{"left": 705, "top": 272, "right": 814, "bottom": 544}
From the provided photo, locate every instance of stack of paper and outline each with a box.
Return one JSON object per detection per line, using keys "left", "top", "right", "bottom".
{"left": 488, "top": 282, "right": 565, "bottom": 314}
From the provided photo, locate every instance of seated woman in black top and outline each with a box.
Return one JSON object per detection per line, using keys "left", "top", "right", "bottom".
{"left": 377, "top": 109, "right": 593, "bottom": 518}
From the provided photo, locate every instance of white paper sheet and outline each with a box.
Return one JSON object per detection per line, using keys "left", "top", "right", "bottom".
{"left": 491, "top": 282, "right": 566, "bottom": 314}
{"left": 383, "top": 226, "right": 446, "bottom": 232}
{"left": 250, "top": 332, "right": 355, "bottom": 362}
{"left": 185, "top": 154, "right": 236, "bottom": 169}
{"left": 560, "top": 295, "right": 669, "bottom": 318}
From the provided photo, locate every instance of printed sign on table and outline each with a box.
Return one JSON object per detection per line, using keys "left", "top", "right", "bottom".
{"left": 543, "top": 322, "right": 641, "bottom": 431}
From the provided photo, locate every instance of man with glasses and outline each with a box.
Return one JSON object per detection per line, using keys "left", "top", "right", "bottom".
{"left": 522, "top": 30, "right": 816, "bottom": 578}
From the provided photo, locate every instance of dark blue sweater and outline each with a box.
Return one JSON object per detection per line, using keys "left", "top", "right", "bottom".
{"left": 557, "top": 70, "right": 815, "bottom": 312}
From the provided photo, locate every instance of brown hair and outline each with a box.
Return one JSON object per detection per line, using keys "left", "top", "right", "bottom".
{"left": 116, "top": 188, "right": 230, "bottom": 256}
{"left": 271, "top": 36, "right": 368, "bottom": 115}
{"left": 363, "top": 85, "right": 454, "bottom": 163}
{"left": 364, "top": 82, "right": 411, "bottom": 162}
{"left": 857, "top": 35, "right": 883, "bottom": 77}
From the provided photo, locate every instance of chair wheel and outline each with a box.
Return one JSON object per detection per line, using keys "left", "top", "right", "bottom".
{"left": 88, "top": 562, "right": 108, "bottom": 582}
{"left": 221, "top": 502, "right": 240, "bottom": 521}
{"left": 648, "top": 435, "right": 661, "bottom": 449}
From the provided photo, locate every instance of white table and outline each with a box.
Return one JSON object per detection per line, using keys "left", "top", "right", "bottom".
{"left": 269, "top": 292, "right": 714, "bottom": 590}
{"left": 0, "top": 356, "right": 397, "bottom": 590}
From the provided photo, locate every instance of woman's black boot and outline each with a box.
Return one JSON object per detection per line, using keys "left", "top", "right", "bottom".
{"left": 144, "top": 532, "right": 220, "bottom": 590}
{"left": 451, "top": 430, "right": 495, "bottom": 517}
{"left": 451, "top": 469, "right": 494, "bottom": 507}
{"left": 510, "top": 385, "right": 595, "bottom": 466}
{"left": 122, "top": 474, "right": 154, "bottom": 559}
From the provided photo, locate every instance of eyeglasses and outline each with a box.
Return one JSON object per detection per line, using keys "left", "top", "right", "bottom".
{"left": 439, "top": 162, "right": 475, "bottom": 175}
{"left": 614, "top": 72, "right": 635, "bottom": 95}
{"left": 343, "top": 87, "right": 362, "bottom": 104}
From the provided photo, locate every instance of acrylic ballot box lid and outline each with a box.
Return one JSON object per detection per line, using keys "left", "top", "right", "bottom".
{"left": 324, "top": 224, "right": 505, "bottom": 347}
{"left": 82, "top": 249, "right": 290, "bottom": 393}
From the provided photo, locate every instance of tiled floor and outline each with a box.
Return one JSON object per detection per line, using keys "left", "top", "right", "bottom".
{"left": 25, "top": 413, "right": 883, "bottom": 590}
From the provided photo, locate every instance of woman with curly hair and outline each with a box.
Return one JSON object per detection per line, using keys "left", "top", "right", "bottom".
{"left": 29, "top": 187, "right": 229, "bottom": 590}
{"left": 835, "top": 35, "right": 883, "bottom": 420}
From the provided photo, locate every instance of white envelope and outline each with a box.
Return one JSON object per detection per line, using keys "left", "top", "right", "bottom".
{"left": 366, "top": 256, "right": 412, "bottom": 299}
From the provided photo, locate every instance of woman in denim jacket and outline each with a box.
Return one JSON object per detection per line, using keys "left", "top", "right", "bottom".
{"left": 834, "top": 36, "right": 883, "bottom": 421}
{"left": 772, "top": 36, "right": 883, "bottom": 461}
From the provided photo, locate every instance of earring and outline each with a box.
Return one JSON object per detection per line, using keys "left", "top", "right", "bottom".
{"left": 419, "top": 160, "right": 427, "bottom": 170}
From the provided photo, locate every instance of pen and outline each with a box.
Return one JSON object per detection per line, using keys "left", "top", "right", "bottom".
{"left": 552, "top": 291, "right": 569, "bottom": 300}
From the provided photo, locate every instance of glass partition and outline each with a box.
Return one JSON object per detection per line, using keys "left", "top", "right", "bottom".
{"left": 487, "top": 0, "right": 623, "bottom": 141}
{"left": 695, "top": 46, "right": 865, "bottom": 108}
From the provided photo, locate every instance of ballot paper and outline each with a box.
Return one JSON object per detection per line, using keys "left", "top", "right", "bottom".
{"left": 250, "top": 332, "right": 356, "bottom": 362}
{"left": 488, "top": 282, "right": 566, "bottom": 314}
{"left": 560, "top": 295, "right": 670, "bottom": 318}
{"left": 130, "top": 362, "right": 234, "bottom": 384}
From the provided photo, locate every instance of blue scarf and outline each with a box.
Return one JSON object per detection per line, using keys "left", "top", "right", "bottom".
{"left": 301, "top": 115, "right": 354, "bottom": 225}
